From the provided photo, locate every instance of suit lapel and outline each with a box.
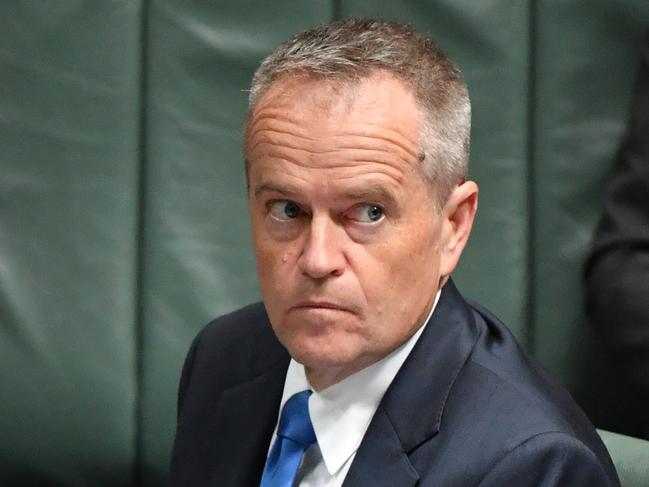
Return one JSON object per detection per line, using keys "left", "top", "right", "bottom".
{"left": 342, "top": 406, "right": 419, "bottom": 487}
{"left": 208, "top": 337, "right": 289, "bottom": 487}
{"left": 344, "top": 280, "right": 480, "bottom": 485}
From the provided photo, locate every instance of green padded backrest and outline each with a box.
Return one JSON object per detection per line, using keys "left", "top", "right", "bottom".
{"left": 599, "top": 430, "right": 649, "bottom": 487}
{"left": 0, "top": 2, "right": 141, "bottom": 485}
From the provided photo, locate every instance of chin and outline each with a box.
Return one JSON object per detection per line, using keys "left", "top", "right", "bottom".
{"left": 270, "top": 308, "right": 371, "bottom": 365}
{"left": 278, "top": 327, "right": 363, "bottom": 368}
{"left": 291, "top": 344, "right": 354, "bottom": 369}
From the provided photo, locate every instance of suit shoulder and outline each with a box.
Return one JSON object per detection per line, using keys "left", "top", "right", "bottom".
{"left": 477, "top": 431, "right": 616, "bottom": 486}
{"left": 198, "top": 301, "right": 271, "bottom": 350}
{"left": 455, "top": 303, "right": 594, "bottom": 439}
{"left": 443, "top": 301, "right": 617, "bottom": 480}
{"left": 191, "top": 302, "right": 285, "bottom": 375}
{"left": 183, "top": 302, "right": 288, "bottom": 392}
{"left": 452, "top": 359, "right": 585, "bottom": 440}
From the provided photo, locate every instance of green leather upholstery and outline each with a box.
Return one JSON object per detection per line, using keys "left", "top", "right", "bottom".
{"left": 1, "top": 1, "right": 648, "bottom": 485}
{"left": 599, "top": 430, "right": 649, "bottom": 487}
{"left": 0, "top": 2, "right": 140, "bottom": 485}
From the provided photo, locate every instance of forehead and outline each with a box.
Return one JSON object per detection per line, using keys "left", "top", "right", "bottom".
{"left": 245, "top": 75, "right": 424, "bottom": 191}
{"left": 246, "top": 72, "right": 422, "bottom": 155}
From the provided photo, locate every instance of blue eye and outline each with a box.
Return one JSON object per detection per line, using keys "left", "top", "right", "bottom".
{"left": 269, "top": 200, "right": 302, "bottom": 221}
{"left": 352, "top": 204, "right": 384, "bottom": 223}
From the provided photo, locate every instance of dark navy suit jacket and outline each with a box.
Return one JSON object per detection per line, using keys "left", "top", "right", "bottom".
{"left": 169, "top": 280, "right": 620, "bottom": 486}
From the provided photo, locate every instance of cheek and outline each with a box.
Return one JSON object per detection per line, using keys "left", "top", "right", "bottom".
{"left": 255, "top": 243, "right": 285, "bottom": 279}
{"left": 353, "top": 226, "right": 441, "bottom": 308}
{"left": 254, "top": 236, "right": 299, "bottom": 297}
{"left": 401, "top": 232, "right": 442, "bottom": 291}
{"left": 250, "top": 209, "right": 302, "bottom": 266}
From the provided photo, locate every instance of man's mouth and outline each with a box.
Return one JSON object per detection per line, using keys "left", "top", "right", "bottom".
{"left": 292, "top": 301, "right": 351, "bottom": 313}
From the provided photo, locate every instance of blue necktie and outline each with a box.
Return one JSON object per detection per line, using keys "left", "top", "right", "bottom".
{"left": 260, "top": 390, "right": 316, "bottom": 487}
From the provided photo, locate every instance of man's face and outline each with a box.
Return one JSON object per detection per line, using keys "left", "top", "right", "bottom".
{"left": 247, "top": 73, "right": 458, "bottom": 387}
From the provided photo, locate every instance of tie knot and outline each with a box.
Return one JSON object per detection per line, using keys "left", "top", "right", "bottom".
{"left": 277, "top": 390, "right": 316, "bottom": 446}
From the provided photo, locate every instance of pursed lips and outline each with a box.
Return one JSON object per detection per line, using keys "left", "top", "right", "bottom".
{"left": 291, "top": 301, "right": 354, "bottom": 313}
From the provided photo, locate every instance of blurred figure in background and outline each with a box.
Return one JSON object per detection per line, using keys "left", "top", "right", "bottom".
{"left": 585, "top": 30, "right": 649, "bottom": 439}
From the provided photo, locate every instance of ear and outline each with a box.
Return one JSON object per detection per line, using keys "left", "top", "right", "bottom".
{"left": 439, "top": 180, "right": 479, "bottom": 278}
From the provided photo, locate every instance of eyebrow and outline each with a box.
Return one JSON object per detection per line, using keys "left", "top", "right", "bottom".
{"left": 341, "top": 186, "right": 399, "bottom": 208}
{"left": 254, "top": 181, "right": 399, "bottom": 208}
{"left": 253, "top": 182, "right": 298, "bottom": 200}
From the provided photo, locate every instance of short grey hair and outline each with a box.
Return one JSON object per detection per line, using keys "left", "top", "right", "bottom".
{"left": 245, "top": 18, "right": 471, "bottom": 205}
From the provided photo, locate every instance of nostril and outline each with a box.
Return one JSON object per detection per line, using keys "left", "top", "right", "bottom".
{"left": 330, "top": 267, "right": 344, "bottom": 277}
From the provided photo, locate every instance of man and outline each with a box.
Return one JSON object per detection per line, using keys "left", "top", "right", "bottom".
{"left": 170, "top": 18, "right": 620, "bottom": 486}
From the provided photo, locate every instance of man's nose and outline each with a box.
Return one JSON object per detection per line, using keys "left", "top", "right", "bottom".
{"left": 297, "top": 215, "right": 346, "bottom": 279}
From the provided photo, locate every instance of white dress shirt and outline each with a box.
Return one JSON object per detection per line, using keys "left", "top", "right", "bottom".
{"left": 267, "top": 291, "right": 441, "bottom": 487}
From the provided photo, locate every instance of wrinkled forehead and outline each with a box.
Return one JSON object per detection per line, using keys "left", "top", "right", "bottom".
{"left": 244, "top": 72, "right": 423, "bottom": 154}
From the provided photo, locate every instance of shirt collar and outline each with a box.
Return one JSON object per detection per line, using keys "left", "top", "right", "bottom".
{"left": 278, "top": 290, "right": 441, "bottom": 475}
